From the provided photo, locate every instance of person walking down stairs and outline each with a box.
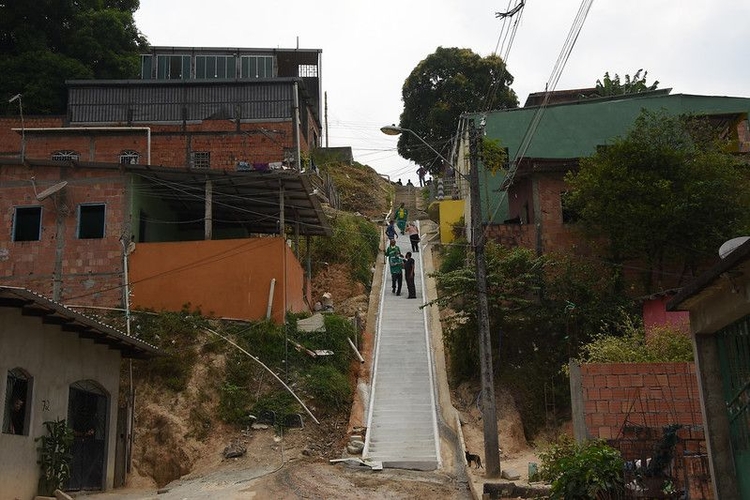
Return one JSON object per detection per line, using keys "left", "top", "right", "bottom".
{"left": 403, "top": 251, "right": 416, "bottom": 299}
{"left": 385, "top": 219, "right": 398, "bottom": 242}
{"left": 385, "top": 239, "right": 403, "bottom": 295}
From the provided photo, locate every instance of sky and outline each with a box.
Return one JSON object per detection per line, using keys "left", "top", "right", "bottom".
{"left": 134, "top": 1, "right": 750, "bottom": 184}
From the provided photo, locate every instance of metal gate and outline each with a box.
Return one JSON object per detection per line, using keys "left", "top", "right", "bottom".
{"left": 717, "top": 317, "right": 750, "bottom": 499}
{"left": 67, "top": 381, "right": 108, "bottom": 491}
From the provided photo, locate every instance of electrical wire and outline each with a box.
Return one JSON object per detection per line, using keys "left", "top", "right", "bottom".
{"left": 483, "top": 0, "right": 595, "bottom": 232}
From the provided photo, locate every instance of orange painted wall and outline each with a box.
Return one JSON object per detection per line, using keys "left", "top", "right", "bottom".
{"left": 128, "top": 237, "right": 308, "bottom": 323}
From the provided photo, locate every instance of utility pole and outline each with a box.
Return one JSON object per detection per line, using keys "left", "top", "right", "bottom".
{"left": 468, "top": 118, "right": 501, "bottom": 477}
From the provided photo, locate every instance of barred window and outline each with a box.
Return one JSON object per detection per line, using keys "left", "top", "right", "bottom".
{"left": 191, "top": 151, "right": 210, "bottom": 169}
{"left": 51, "top": 150, "right": 80, "bottom": 162}
{"left": 119, "top": 150, "right": 140, "bottom": 165}
{"left": 298, "top": 64, "right": 318, "bottom": 77}
{"left": 3, "top": 368, "right": 33, "bottom": 436}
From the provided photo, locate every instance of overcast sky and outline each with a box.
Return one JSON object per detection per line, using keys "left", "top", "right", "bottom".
{"left": 134, "top": 1, "right": 750, "bottom": 183}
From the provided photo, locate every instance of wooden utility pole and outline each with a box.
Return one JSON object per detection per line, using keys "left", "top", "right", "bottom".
{"left": 468, "top": 118, "right": 501, "bottom": 477}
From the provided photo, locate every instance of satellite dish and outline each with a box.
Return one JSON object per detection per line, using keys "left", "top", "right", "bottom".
{"left": 719, "top": 236, "right": 750, "bottom": 259}
{"left": 36, "top": 181, "right": 68, "bottom": 201}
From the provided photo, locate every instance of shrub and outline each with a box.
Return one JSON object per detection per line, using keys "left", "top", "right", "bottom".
{"left": 131, "top": 308, "right": 209, "bottom": 391}
{"left": 581, "top": 314, "right": 693, "bottom": 364}
{"left": 540, "top": 436, "right": 625, "bottom": 499}
{"left": 252, "top": 391, "right": 301, "bottom": 422}
{"left": 306, "top": 212, "right": 380, "bottom": 289}
{"left": 304, "top": 364, "right": 352, "bottom": 410}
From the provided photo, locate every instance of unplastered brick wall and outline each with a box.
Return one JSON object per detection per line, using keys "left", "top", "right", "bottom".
{"left": 0, "top": 169, "right": 128, "bottom": 307}
{"left": 580, "top": 362, "right": 703, "bottom": 440}
{"left": 0, "top": 116, "right": 64, "bottom": 154}
{"left": 579, "top": 362, "right": 711, "bottom": 498}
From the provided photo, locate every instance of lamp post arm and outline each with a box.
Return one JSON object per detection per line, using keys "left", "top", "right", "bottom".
{"left": 400, "top": 128, "right": 453, "bottom": 168}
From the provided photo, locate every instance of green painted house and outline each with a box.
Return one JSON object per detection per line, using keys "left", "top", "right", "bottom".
{"left": 456, "top": 90, "right": 750, "bottom": 239}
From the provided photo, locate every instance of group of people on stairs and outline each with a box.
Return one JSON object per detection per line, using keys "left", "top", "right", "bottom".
{"left": 384, "top": 204, "right": 420, "bottom": 299}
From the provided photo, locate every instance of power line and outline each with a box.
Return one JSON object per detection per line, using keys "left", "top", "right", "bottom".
{"left": 484, "top": 0, "right": 595, "bottom": 231}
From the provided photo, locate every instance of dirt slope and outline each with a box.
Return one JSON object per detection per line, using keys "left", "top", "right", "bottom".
{"left": 102, "top": 165, "right": 542, "bottom": 499}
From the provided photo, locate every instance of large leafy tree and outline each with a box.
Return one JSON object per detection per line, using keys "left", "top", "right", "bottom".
{"left": 565, "top": 109, "right": 750, "bottom": 293}
{"left": 594, "top": 69, "right": 658, "bottom": 97}
{"left": 0, "top": 0, "right": 148, "bottom": 114}
{"left": 398, "top": 47, "right": 518, "bottom": 175}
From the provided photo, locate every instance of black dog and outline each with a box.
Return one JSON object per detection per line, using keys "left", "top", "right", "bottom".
{"left": 465, "top": 451, "right": 483, "bottom": 469}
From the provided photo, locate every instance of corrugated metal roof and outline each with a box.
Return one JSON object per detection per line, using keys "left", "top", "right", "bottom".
{"left": 0, "top": 286, "right": 159, "bottom": 359}
{"left": 472, "top": 92, "right": 750, "bottom": 160}
{"left": 129, "top": 164, "right": 332, "bottom": 237}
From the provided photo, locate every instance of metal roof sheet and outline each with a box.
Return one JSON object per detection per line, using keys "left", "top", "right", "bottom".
{"left": 471, "top": 92, "right": 750, "bottom": 160}
{"left": 0, "top": 286, "right": 159, "bottom": 359}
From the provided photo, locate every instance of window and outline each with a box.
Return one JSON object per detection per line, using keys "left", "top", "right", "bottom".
{"left": 13, "top": 206, "right": 42, "bottom": 241}
{"left": 190, "top": 151, "right": 210, "bottom": 169}
{"left": 52, "top": 150, "right": 80, "bottom": 162}
{"left": 241, "top": 56, "right": 274, "bottom": 78}
{"left": 196, "top": 55, "right": 236, "bottom": 79}
{"left": 119, "top": 150, "right": 140, "bottom": 165}
{"left": 141, "top": 55, "right": 153, "bottom": 79}
{"left": 298, "top": 64, "right": 318, "bottom": 77}
{"left": 3, "top": 368, "right": 32, "bottom": 436}
{"left": 157, "top": 55, "right": 190, "bottom": 80}
{"left": 561, "top": 191, "right": 579, "bottom": 224}
{"left": 78, "top": 204, "right": 105, "bottom": 239}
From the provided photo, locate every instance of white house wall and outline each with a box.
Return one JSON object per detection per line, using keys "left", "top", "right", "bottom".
{"left": 0, "top": 307, "right": 122, "bottom": 499}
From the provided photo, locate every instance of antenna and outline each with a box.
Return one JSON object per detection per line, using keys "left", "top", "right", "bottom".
{"left": 35, "top": 181, "right": 68, "bottom": 201}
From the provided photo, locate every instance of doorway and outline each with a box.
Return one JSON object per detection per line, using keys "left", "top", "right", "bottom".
{"left": 67, "top": 380, "right": 108, "bottom": 491}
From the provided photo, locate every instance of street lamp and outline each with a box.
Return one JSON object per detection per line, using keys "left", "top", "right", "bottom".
{"left": 8, "top": 93, "right": 24, "bottom": 161}
{"left": 380, "top": 123, "right": 502, "bottom": 477}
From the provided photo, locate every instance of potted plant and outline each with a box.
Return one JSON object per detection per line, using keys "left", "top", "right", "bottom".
{"left": 36, "top": 418, "right": 74, "bottom": 496}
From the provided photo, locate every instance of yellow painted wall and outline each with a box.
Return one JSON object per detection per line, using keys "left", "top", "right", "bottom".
{"left": 129, "top": 237, "right": 308, "bottom": 323}
{"left": 439, "top": 200, "right": 466, "bottom": 244}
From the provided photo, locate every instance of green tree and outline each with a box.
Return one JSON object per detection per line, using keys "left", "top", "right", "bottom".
{"left": 565, "top": 109, "right": 750, "bottom": 293}
{"left": 594, "top": 69, "right": 659, "bottom": 97}
{"left": 0, "top": 0, "right": 148, "bottom": 114}
{"left": 432, "top": 243, "right": 632, "bottom": 436}
{"left": 398, "top": 47, "right": 518, "bottom": 175}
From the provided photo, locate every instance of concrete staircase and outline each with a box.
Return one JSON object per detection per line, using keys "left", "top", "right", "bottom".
{"left": 362, "top": 186, "right": 440, "bottom": 470}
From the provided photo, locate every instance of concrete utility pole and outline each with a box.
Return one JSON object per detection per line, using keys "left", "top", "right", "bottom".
{"left": 468, "top": 118, "right": 501, "bottom": 477}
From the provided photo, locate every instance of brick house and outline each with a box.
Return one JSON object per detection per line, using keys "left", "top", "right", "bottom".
{"left": 447, "top": 90, "right": 750, "bottom": 497}
{"left": 0, "top": 46, "right": 331, "bottom": 322}
{"left": 455, "top": 90, "right": 750, "bottom": 262}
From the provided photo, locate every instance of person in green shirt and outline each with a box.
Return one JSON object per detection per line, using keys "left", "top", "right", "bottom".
{"left": 395, "top": 203, "right": 408, "bottom": 235}
{"left": 385, "top": 239, "right": 403, "bottom": 295}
